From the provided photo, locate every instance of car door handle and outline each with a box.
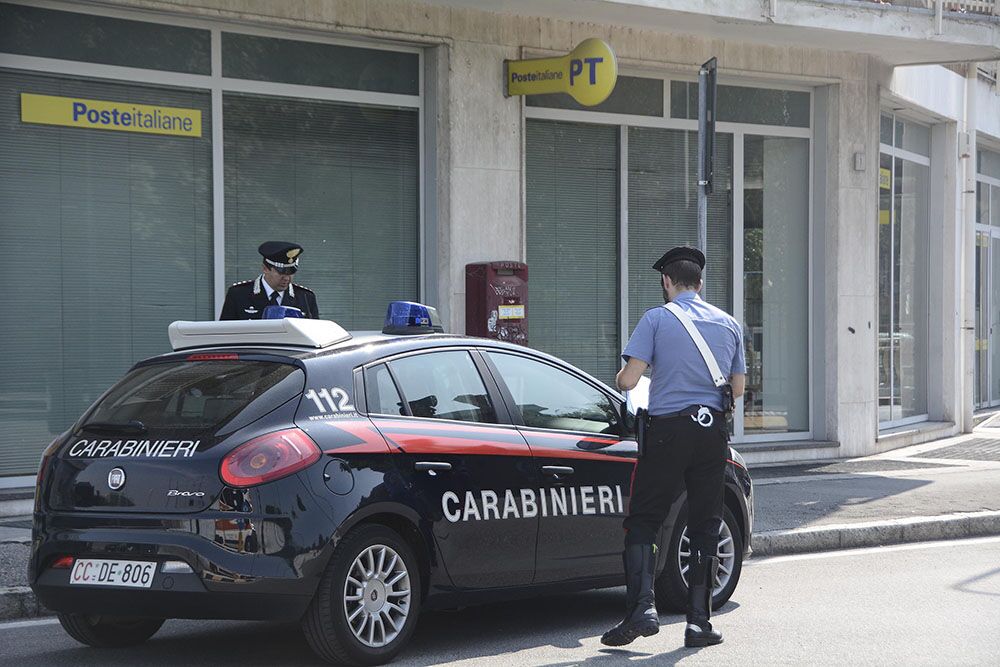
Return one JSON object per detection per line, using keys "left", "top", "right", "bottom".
{"left": 542, "top": 465, "right": 575, "bottom": 476}
{"left": 415, "top": 461, "right": 452, "bottom": 472}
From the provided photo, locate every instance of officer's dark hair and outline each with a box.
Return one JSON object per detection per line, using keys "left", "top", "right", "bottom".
{"left": 662, "top": 260, "right": 702, "bottom": 288}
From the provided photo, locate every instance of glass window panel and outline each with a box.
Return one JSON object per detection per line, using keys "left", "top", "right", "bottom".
{"left": 528, "top": 75, "right": 663, "bottom": 116}
{"left": 895, "top": 117, "right": 930, "bottom": 157}
{"left": 486, "top": 353, "right": 619, "bottom": 434}
{"left": 994, "top": 185, "right": 1000, "bottom": 228}
{"left": 221, "top": 33, "right": 418, "bottom": 95}
{"left": 671, "top": 81, "right": 810, "bottom": 127}
{"left": 975, "top": 233, "right": 989, "bottom": 407}
{"left": 980, "top": 149, "right": 1000, "bottom": 180}
{"left": 525, "top": 120, "right": 619, "bottom": 385}
{"left": 0, "top": 70, "right": 212, "bottom": 475}
{"left": 0, "top": 2, "right": 210, "bottom": 74}
{"left": 365, "top": 364, "right": 405, "bottom": 416}
{"left": 743, "top": 135, "right": 810, "bottom": 433}
{"left": 880, "top": 113, "right": 893, "bottom": 145}
{"left": 388, "top": 351, "right": 496, "bottom": 423}
{"left": 86, "top": 361, "right": 302, "bottom": 431}
{"left": 223, "top": 93, "right": 419, "bottom": 330}
{"left": 977, "top": 182, "right": 989, "bottom": 226}
{"left": 627, "top": 127, "right": 733, "bottom": 327}
{"left": 991, "top": 237, "right": 1000, "bottom": 403}
{"left": 878, "top": 153, "right": 894, "bottom": 421}
{"left": 893, "top": 157, "right": 929, "bottom": 419}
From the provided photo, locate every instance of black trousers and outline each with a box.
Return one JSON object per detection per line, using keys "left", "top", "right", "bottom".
{"left": 623, "top": 412, "right": 727, "bottom": 559}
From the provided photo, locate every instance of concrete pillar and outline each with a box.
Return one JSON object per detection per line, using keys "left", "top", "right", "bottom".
{"left": 444, "top": 41, "right": 523, "bottom": 334}
{"left": 831, "top": 73, "right": 880, "bottom": 457}
{"left": 928, "top": 122, "right": 961, "bottom": 424}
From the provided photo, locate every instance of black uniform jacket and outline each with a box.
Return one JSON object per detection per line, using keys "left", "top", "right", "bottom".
{"left": 219, "top": 275, "right": 319, "bottom": 320}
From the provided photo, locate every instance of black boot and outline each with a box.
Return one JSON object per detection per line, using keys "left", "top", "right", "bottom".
{"left": 601, "top": 543, "right": 659, "bottom": 646}
{"left": 684, "top": 551, "right": 723, "bottom": 648}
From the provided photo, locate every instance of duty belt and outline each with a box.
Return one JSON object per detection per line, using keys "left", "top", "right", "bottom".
{"left": 650, "top": 405, "right": 724, "bottom": 428}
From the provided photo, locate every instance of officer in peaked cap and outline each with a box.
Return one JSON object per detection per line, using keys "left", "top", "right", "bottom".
{"left": 219, "top": 241, "right": 320, "bottom": 320}
{"left": 602, "top": 245, "right": 746, "bottom": 650}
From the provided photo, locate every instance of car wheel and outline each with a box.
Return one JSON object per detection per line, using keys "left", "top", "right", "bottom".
{"left": 303, "top": 524, "right": 421, "bottom": 666}
{"left": 57, "top": 613, "right": 164, "bottom": 647}
{"left": 654, "top": 504, "right": 743, "bottom": 613}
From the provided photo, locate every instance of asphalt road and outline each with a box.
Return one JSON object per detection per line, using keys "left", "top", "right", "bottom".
{"left": 2, "top": 536, "right": 998, "bottom": 666}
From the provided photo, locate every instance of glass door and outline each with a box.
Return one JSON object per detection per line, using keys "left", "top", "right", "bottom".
{"left": 975, "top": 232, "right": 989, "bottom": 409}
{"left": 992, "top": 236, "right": 1000, "bottom": 405}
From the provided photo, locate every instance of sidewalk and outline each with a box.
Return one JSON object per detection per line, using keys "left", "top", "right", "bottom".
{"left": 2, "top": 429, "right": 1000, "bottom": 621}
{"left": 750, "top": 431, "right": 1000, "bottom": 555}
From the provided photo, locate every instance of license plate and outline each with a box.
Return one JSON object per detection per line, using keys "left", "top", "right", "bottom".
{"left": 69, "top": 559, "right": 156, "bottom": 588}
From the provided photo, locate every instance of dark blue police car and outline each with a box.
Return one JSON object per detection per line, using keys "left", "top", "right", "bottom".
{"left": 30, "top": 302, "right": 753, "bottom": 665}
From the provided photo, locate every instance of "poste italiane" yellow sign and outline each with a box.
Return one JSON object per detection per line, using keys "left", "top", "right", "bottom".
{"left": 505, "top": 39, "right": 618, "bottom": 107}
{"left": 20, "top": 93, "right": 202, "bottom": 137}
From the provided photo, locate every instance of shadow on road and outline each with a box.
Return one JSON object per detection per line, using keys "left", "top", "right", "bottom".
{"left": 13, "top": 590, "right": 741, "bottom": 666}
{"left": 953, "top": 566, "right": 1000, "bottom": 598}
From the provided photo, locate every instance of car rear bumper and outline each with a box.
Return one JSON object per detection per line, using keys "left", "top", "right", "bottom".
{"left": 29, "top": 510, "right": 328, "bottom": 621}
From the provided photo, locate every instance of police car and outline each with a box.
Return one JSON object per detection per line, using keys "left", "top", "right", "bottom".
{"left": 30, "top": 302, "right": 753, "bottom": 666}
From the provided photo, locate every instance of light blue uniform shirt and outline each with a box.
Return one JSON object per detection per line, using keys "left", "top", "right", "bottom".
{"left": 622, "top": 291, "right": 746, "bottom": 416}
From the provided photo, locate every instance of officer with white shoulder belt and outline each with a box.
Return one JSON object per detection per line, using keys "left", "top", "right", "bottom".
{"left": 602, "top": 246, "right": 746, "bottom": 649}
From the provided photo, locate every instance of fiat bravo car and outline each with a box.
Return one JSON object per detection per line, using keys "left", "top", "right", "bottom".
{"left": 30, "top": 303, "right": 753, "bottom": 666}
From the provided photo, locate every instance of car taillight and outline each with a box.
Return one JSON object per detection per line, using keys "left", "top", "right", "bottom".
{"left": 187, "top": 353, "right": 239, "bottom": 361}
{"left": 220, "top": 428, "right": 321, "bottom": 487}
{"left": 51, "top": 556, "right": 74, "bottom": 569}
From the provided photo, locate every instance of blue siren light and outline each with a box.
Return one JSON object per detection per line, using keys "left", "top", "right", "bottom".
{"left": 383, "top": 301, "right": 445, "bottom": 335}
{"left": 262, "top": 305, "right": 304, "bottom": 319}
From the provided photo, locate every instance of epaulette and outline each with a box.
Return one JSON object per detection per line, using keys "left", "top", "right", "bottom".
{"left": 230, "top": 279, "right": 253, "bottom": 287}
{"left": 293, "top": 283, "right": 315, "bottom": 294}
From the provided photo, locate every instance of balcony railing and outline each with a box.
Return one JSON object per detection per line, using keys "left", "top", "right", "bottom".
{"left": 860, "top": 0, "right": 997, "bottom": 16}
{"left": 941, "top": 0, "right": 998, "bottom": 15}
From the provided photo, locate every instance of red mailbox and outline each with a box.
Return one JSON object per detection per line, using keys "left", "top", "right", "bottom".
{"left": 465, "top": 261, "right": 528, "bottom": 346}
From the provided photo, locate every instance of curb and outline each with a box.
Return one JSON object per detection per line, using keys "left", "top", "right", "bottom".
{"left": 752, "top": 510, "right": 1000, "bottom": 557}
{"left": 0, "top": 586, "right": 50, "bottom": 622}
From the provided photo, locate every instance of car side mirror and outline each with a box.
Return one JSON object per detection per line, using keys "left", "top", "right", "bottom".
{"left": 619, "top": 399, "right": 636, "bottom": 438}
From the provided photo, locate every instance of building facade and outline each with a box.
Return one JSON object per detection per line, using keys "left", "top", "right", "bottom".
{"left": 1, "top": 0, "right": 999, "bottom": 476}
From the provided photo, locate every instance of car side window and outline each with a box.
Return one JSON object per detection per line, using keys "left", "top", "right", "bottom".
{"left": 387, "top": 351, "right": 497, "bottom": 424}
{"left": 365, "top": 364, "right": 405, "bottom": 416}
{"left": 486, "top": 352, "right": 619, "bottom": 434}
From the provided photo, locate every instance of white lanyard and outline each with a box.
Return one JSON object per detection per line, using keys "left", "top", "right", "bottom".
{"left": 664, "top": 302, "right": 727, "bottom": 388}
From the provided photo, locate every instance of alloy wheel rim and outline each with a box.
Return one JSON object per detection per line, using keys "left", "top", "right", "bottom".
{"left": 678, "top": 520, "right": 736, "bottom": 595}
{"left": 343, "top": 544, "right": 411, "bottom": 648}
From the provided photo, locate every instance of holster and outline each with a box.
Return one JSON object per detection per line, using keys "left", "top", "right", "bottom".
{"left": 720, "top": 384, "right": 734, "bottom": 441}
{"left": 635, "top": 407, "right": 649, "bottom": 458}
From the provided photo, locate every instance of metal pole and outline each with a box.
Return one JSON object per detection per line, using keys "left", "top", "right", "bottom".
{"left": 697, "top": 66, "right": 708, "bottom": 258}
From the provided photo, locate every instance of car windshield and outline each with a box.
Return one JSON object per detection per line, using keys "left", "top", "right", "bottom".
{"left": 83, "top": 360, "right": 304, "bottom": 432}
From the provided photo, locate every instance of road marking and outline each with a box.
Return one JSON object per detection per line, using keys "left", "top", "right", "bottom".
{"left": 0, "top": 617, "right": 60, "bottom": 631}
{"left": 748, "top": 535, "right": 1000, "bottom": 566}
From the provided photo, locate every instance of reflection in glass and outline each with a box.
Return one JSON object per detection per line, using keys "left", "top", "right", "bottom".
{"left": 992, "top": 237, "right": 1000, "bottom": 403}
{"left": 743, "top": 136, "right": 809, "bottom": 433}
{"left": 389, "top": 352, "right": 496, "bottom": 424}
{"left": 525, "top": 120, "right": 620, "bottom": 385}
{"left": 223, "top": 93, "right": 419, "bottom": 331}
{"left": 975, "top": 234, "right": 988, "bottom": 407}
{"left": 878, "top": 153, "right": 929, "bottom": 422}
{"left": 487, "top": 353, "right": 619, "bottom": 434}
{"left": 627, "top": 128, "right": 733, "bottom": 322}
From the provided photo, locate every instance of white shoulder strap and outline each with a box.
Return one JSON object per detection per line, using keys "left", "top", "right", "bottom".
{"left": 664, "top": 302, "right": 727, "bottom": 387}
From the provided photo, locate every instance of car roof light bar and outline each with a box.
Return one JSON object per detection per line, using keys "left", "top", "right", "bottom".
{"left": 168, "top": 318, "right": 352, "bottom": 351}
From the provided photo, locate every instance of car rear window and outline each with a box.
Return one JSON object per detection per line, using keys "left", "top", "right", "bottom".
{"left": 84, "top": 360, "right": 305, "bottom": 432}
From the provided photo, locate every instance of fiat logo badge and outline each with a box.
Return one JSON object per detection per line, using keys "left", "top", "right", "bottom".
{"left": 107, "top": 467, "right": 126, "bottom": 490}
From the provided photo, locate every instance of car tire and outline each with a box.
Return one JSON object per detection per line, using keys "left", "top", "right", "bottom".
{"left": 654, "top": 504, "right": 743, "bottom": 613}
{"left": 303, "top": 524, "right": 421, "bottom": 666}
{"left": 57, "top": 613, "right": 164, "bottom": 647}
